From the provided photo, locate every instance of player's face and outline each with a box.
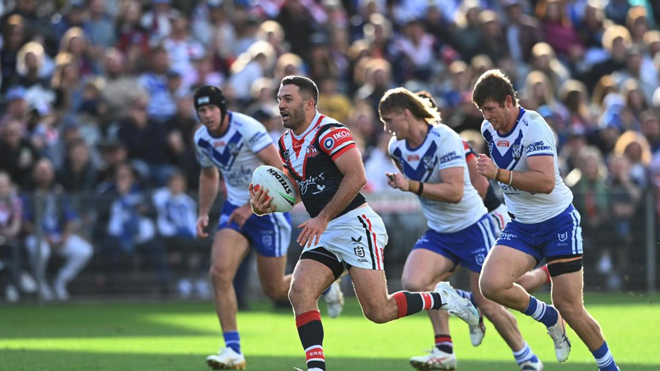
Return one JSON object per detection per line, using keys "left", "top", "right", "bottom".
{"left": 380, "top": 109, "right": 408, "bottom": 139}
{"left": 277, "top": 84, "right": 307, "bottom": 130}
{"left": 197, "top": 105, "right": 223, "bottom": 132}
{"left": 479, "top": 98, "right": 512, "bottom": 132}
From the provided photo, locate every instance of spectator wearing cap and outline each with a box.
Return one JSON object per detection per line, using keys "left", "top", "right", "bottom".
{"left": 138, "top": 46, "right": 177, "bottom": 121}
{"left": 52, "top": 0, "right": 86, "bottom": 46}
{"left": 101, "top": 48, "right": 147, "bottom": 124}
{"left": 140, "top": 0, "right": 180, "bottom": 46}
{"left": 1, "top": 87, "right": 30, "bottom": 129}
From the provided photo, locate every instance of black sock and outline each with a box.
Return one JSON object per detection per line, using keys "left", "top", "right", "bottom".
{"left": 435, "top": 334, "right": 453, "bottom": 354}
{"left": 296, "top": 310, "right": 325, "bottom": 370}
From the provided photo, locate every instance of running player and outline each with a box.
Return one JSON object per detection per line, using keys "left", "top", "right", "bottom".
{"left": 381, "top": 87, "right": 543, "bottom": 371}
{"left": 399, "top": 91, "right": 551, "bottom": 369}
{"left": 193, "top": 86, "right": 342, "bottom": 370}
{"left": 250, "top": 76, "right": 479, "bottom": 371}
{"left": 473, "top": 69, "right": 619, "bottom": 371}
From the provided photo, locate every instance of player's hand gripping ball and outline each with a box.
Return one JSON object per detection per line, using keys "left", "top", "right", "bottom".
{"left": 251, "top": 166, "right": 296, "bottom": 212}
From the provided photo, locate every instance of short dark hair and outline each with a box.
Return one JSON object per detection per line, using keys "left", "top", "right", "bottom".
{"left": 281, "top": 75, "right": 319, "bottom": 106}
{"left": 472, "top": 69, "right": 518, "bottom": 108}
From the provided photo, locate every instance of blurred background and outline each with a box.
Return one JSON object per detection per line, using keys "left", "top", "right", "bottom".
{"left": 0, "top": 0, "right": 658, "bottom": 305}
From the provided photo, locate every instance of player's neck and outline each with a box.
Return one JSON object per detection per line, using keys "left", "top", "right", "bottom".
{"left": 406, "top": 120, "right": 428, "bottom": 149}
{"left": 292, "top": 110, "right": 318, "bottom": 136}
{"left": 209, "top": 115, "right": 230, "bottom": 137}
{"left": 499, "top": 107, "right": 520, "bottom": 135}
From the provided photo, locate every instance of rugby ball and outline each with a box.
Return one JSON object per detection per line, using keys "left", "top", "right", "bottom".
{"left": 251, "top": 166, "right": 296, "bottom": 212}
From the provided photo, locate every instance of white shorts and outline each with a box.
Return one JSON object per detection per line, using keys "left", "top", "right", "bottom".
{"left": 488, "top": 203, "right": 511, "bottom": 237}
{"left": 303, "top": 205, "right": 388, "bottom": 271}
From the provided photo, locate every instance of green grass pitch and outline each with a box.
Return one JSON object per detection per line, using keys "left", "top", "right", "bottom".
{"left": 1, "top": 294, "right": 658, "bottom": 370}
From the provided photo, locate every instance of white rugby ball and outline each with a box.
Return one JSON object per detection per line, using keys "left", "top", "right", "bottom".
{"left": 251, "top": 166, "right": 296, "bottom": 212}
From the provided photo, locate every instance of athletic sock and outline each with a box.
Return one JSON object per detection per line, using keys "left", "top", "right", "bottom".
{"left": 296, "top": 310, "right": 325, "bottom": 371}
{"left": 392, "top": 291, "right": 443, "bottom": 318}
{"left": 592, "top": 341, "right": 618, "bottom": 371}
{"left": 513, "top": 342, "right": 539, "bottom": 365}
{"left": 223, "top": 331, "right": 241, "bottom": 354}
{"left": 434, "top": 334, "right": 453, "bottom": 354}
{"left": 522, "top": 295, "right": 559, "bottom": 327}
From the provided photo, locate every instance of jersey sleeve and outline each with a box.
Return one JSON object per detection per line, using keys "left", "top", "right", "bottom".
{"left": 318, "top": 124, "right": 356, "bottom": 160}
{"left": 193, "top": 131, "right": 214, "bottom": 168}
{"left": 436, "top": 131, "right": 465, "bottom": 171}
{"left": 242, "top": 119, "right": 273, "bottom": 153}
{"left": 524, "top": 113, "right": 556, "bottom": 157}
{"left": 463, "top": 140, "right": 477, "bottom": 161}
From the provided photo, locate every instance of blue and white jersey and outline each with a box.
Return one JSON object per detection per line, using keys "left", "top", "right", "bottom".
{"left": 194, "top": 112, "right": 273, "bottom": 205}
{"left": 389, "top": 124, "right": 487, "bottom": 233}
{"left": 481, "top": 107, "right": 573, "bottom": 224}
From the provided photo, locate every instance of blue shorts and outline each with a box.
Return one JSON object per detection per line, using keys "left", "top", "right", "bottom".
{"left": 413, "top": 214, "right": 496, "bottom": 273}
{"left": 217, "top": 202, "right": 292, "bottom": 257}
{"left": 496, "top": 204, "right": 583, "bottom": 264}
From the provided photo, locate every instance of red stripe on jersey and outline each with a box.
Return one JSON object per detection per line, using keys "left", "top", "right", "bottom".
{"left": 466, "top": 152, "right": 476, "bottom": 161}
{"left": 362, "top": 214, "right": 381, "bottom": 270}
{"left": 330, "top": 143, "right": 356, "bottom": 160}
{"left": 295, "top": 310, "right": 321, "bottom": 327}
{"left": 393, "top": 292, "right": 407, "bottom": 318}
{"left": 291, "top": 115, "right": 324, "bottom": 157}
{"left": 305, "top": 346, "right": 325, "bottom": 361}
{"left": 421, "top": 292, "right": 432, "bottom": 310}
{"left": 320, "top": 127, "right": 353, "bottom": 156}
{"left": 463, "top": 140, "right": 470, "bottom": 150}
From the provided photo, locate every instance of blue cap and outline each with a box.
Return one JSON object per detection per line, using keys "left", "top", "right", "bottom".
{"left": 5, "top": 86, "right": 26, "bottom": 102}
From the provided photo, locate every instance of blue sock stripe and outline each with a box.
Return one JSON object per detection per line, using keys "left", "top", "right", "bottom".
{"left": 523, "top": 296, "right": 558, "bottom": 327}
{"left": 592, "top": 342, "right": 618, "bottom": 370}
{"left": 513, "top": 343, "right": 537, "bottom": 364}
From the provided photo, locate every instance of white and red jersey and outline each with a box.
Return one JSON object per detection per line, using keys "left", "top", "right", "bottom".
{"left": 277, "top": 112, "right": 366, "bottom": 219}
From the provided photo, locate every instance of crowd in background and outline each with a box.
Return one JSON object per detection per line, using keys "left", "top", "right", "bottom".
{"left": 0, "top": 0, "right": 659, "bottom": 302}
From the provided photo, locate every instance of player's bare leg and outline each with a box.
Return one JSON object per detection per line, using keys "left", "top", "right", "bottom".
{"left": 207, "top": 229, "right": 250, "bottom": 370}
{"left": 517, "top": 266, "right": 551, "bottom": 294}
{"left": 479, "top": 245, "right": 537, "bottom": 311}
{"left": 256, "top": 254, "right": 291, "bottom": 300}
{"left": 289, "top": 259, "right": 336, "bottom": 371}
{"left": 551, "top": 269, "right": 607, "bottom": 350}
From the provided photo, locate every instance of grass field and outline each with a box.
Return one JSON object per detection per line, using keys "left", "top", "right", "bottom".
{"left": 0, "top": 293, "right": 658, "bottom": 371}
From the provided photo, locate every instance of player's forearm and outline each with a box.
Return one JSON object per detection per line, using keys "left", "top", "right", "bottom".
{"left": 495, "top": 168, "right": 554, "bottom": 194}
{"left": 409, "top": 180, "right": 463, "bottom": 203}
{"left": 198, "top": 174, "right": 219, "bottom": 216}
{"left": 318, "top": 173, "right": 366, "bottom": 221}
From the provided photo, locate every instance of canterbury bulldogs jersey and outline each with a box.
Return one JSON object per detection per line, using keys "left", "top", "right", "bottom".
{"left": 194, "top": 111, "right": 273, "bottom": 205}
{"left": 463, "top": 140, "right": 502, "bottom": 212}
{"left": 389, "top": 124, "right": 487, "bottom": 233}
{"left": 277, "top": 112, "right": 366, "bottom": 219}
{"left": 481, "top": 107, "right": 573, "bottom": 224}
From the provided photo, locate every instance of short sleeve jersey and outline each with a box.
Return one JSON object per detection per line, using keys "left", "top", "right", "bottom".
{"left": 389, "top": 124, "right": 487, "bottom": 233}
{"left": 481, "top": 107, "right": 573, "bottom": 223}
{"left": 194, "top": 112, "right": 273, "bottom": 205}
{"left": 277, "top": 112, "right": 365, "bottom": 219}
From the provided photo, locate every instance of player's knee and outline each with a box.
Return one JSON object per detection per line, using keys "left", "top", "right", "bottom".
{"left": 287, "top": 281, "right": 311, "bottom": 307}
{"left": 208, "top": 264, "right": 232, "bottom": 288}
{"left": 401, "top": 275, "right": 429, "bottom": 291}
{"left": 479, "top": 277, "right": 500, "bottom": 301}
{"left": 553, "top": 297, "right": 584, "bottom": 321}
{"left": 262, "top": 283, "right": 284, "bottom": 300}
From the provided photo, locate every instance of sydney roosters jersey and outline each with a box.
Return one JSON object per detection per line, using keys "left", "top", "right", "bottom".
{"left": 277, "top": 112, "right": 366, "bottom": 219}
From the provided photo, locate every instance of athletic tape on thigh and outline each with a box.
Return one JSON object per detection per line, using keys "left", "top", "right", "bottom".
{"left": 301, "top": 247, "right": 344, "bottom": 280}
{"left": 547, "top": 257, "right": 583, "bottom": 277}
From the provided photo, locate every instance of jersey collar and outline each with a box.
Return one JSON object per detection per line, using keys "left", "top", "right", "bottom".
{"left": 207, "top": 112, "right": 234, "bottom": 139}
{"left": 497, "top": 107, "right": 525, "bottom": 138}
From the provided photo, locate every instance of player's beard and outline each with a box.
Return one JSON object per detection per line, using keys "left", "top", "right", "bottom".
{"left": 283, "top": 102, "right": 306, "bottom": 130}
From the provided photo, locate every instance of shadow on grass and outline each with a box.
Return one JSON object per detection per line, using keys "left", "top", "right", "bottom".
{"left": 0, "top": 350, "right": 657, "bottom": 371}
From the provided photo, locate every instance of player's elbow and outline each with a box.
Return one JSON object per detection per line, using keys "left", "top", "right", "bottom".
{"left": 354, "top": 172, "right": 367, "bottom": 190}
{"left": 540, "top": 178, "right": 555, "bottom": 194}
{"left": 447, "top": 186, "right": 463, "bottom": 204}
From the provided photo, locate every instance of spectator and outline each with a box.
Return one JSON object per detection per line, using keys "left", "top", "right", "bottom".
{"left": 99, "top": 163, "right": 168, "bottom": 293}
{"left": 529, "top": 42, "right": 570, "bottom": 95}
{"left": 115, "top": 0, "right": 149, "bottom": 69}
{"left": 138, "top": 46, "right": 177, "bottom": 121}
{"left": 0, "top": 86, "right": 30, "bottom": 129}
{"left": 140, "top": 0, "right": 180, "bottom": 46}
{"left": 53, "top": 0, "right": 86, "bottom": 46}
{"left": 13, "top": 42, "right": 55, "bottom": 108}
{"left": 502, "top": 0, "right": 542, "bottom": 64}
{"left": 364, "top": 132, "right": 400, "bottom": 192}
{"left": 584, "top": 24, "right": 631, "bottom": 91}
{"left": 536, "top": 0, "right": 584, "bottom": 61}
{"left": 317, "top": 76, "right": 351, "bottom": 124}
{"left": 163, "top": 15, "right": 205, "bottom": 85}
{"left": 58, "top": 27, "right": 99, "bottom": 79}
{"left": 85, "top": 0, "right": 116, "bottom": 50}
{"left": 614, "top": 130, "right": 652, "bottom": 187}
{"left": 23, "top": 158, "right": 94, "bottom": 300}
{"left": 57, "top": 139, "right": 99, "bottom": 193}
{"left": 0, "top": 119, "right": 39, "bottom": 188}
{"left": 101, "top": 48, "right": 148, "bottom": 124}
{"left": 1, "top": 15, "right": 28, "bottom": 93}
{"left": 50, "top": 53, "right": 84, "bottom": 115}
{"left": 152, "top": 171, "right": 209, "bottom": 298}
{"left": 0, "top": 172, "right": 25, "bottom": 302}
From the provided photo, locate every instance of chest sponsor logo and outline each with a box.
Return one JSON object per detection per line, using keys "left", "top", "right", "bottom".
{"left": 214, "top": 141, "right": 226, "bottom": 148}
{"left": 297, "top": 172, "right": 325, "bottom": 195}
{"left": 407, "top": 154, "right": 420, "bottom": 162}
{"left": 497, "top": 140, "right": 510, "bottom": 147}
